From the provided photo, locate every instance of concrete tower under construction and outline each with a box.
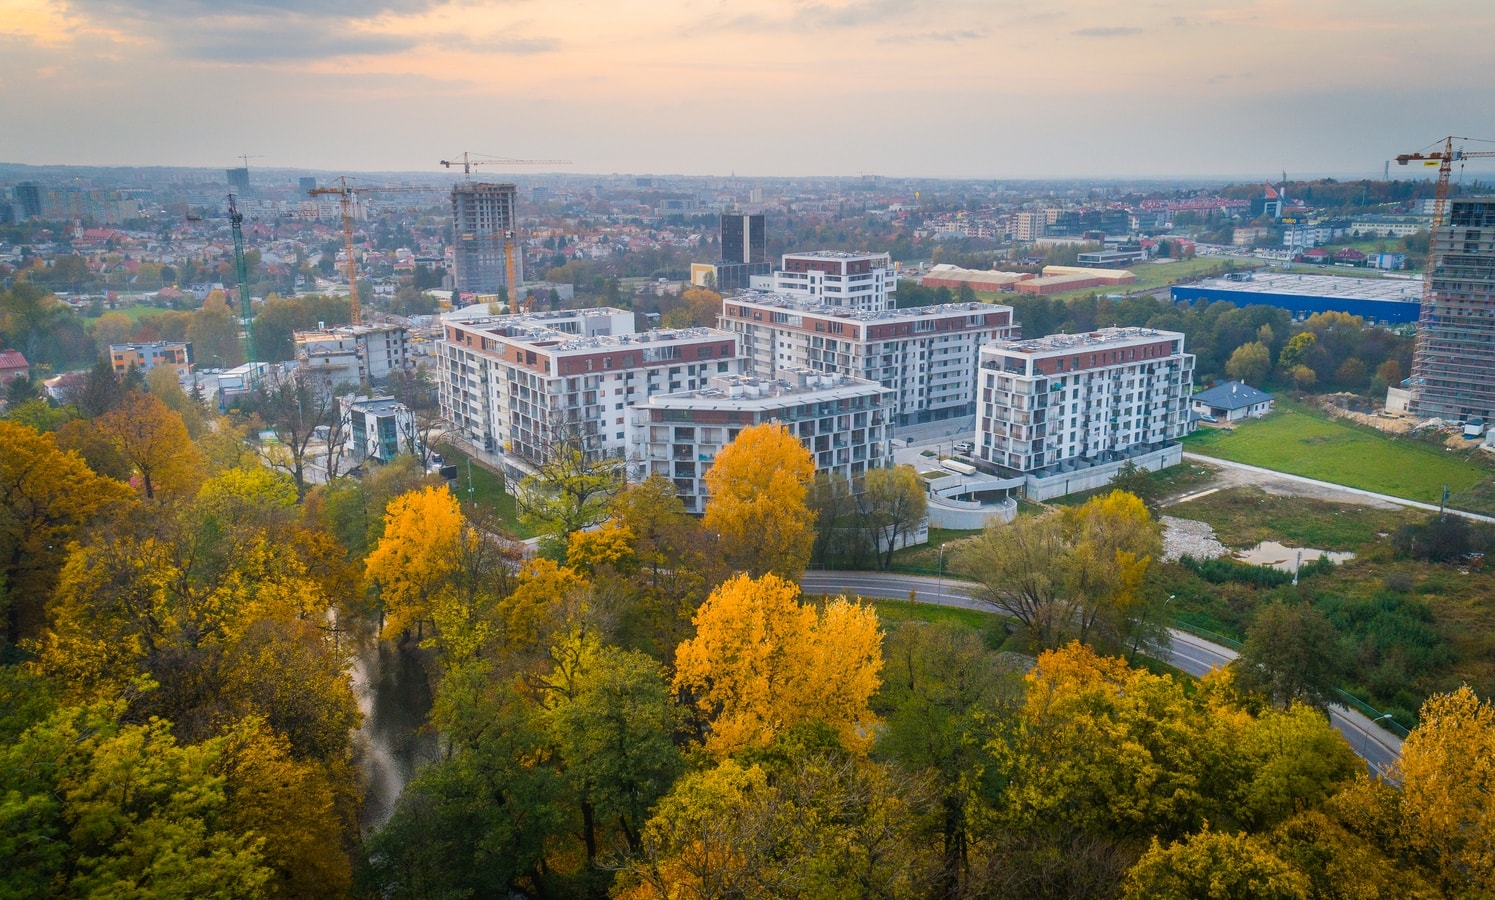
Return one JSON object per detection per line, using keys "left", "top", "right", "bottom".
{"left": 1410, "top": 198, "right": 1495, "bottom": 423}
{"left": 451, "top": 182, "right": 522, "bottom": 295}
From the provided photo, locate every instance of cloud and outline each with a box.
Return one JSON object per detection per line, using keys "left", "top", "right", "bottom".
{"left": 878, "top": 29, "right": 986, "bottom": 44}
{"left": 1072, "top": 26, "right": 1143, "bottom": 37}
{"left": 443, "top": 35, "right": 562, "bottom": 55}
{"left": 66, "top": 0, "right": 440, "bottom": 19}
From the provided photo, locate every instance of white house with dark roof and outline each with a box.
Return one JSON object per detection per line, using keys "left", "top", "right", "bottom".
{"left": 1192, "top": 381, "right": 1275, "bottom": 423}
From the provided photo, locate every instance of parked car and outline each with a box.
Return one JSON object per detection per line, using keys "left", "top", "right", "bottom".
{"left": 954, "top": 440, "right": 975, "bottom": 454}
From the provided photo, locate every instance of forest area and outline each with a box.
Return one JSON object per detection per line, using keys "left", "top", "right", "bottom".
{"left": 5, "top": 344, "right": 1495, "bottom": 900}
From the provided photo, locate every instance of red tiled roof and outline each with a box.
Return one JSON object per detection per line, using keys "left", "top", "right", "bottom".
{"left": 0, "top": 350, "right": 29, "bottom": 370}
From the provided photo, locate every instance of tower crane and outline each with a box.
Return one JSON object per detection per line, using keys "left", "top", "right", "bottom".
{"left": 1395, "top": 136, "right": 1495, "bottom": 385}
{"left": 306, "top": 177, "right": 439, "bottom": 325}
{"left": 227, "top": 193, "right": 257, "bottom": 376}
{"left": 439, "top": 152, "right": 571, "bottom": 307}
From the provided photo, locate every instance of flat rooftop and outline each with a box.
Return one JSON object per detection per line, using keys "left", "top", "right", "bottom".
{"left": 648, "top": 368, "right": 885, "bottom": 408}
{"left": 783, "top": 250, "right": 889, "bottom": 260}
{"left": 480, "top": 322, "right": 733, "bottom": 352}
{"left": 1187, "top": 272, "right": 1423, "bottom": 304}
{"left": 732, "top": 290, "right": 1003, "bottom": 322}
{"left": 993, "top": 326, "right": 1183, "bottom": 355}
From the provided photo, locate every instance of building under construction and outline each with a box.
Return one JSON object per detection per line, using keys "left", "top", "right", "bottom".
{"left": 1410, "top": 198, "right": 1495, "bottom": 422}
{"left": 451, "top": 182, "right": 521, "bottom": 295}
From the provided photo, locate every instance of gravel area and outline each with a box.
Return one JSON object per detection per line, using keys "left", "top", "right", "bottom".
{"left": 1160, "top": 515, "right": 1229, "bottom": 562}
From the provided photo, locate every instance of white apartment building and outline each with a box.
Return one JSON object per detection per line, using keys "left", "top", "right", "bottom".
{"left": 629, "top": 368, "right": 892, "bottom": 513}
{"left": 976, "top": 327, "right": 1194, "bottom": 499}
{"left": 294, "top": 324, "right": 410, "bottom": 387}
{"left": 720, "top": 292, "right": 1019, "bottom": 426}
{"left": 767, "top": 251, "right": 897, "bottom": 312}
{"left": 437, "top": 307, "right": 744, "bottom": 475}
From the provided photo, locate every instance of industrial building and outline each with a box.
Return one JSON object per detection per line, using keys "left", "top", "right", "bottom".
{"left": 975, "top": 327, "right": 1194, "bottom": 500}
{"left": 109, "top": 341, "right": 192, "bottom": 378}
{"left": 765, "top": 251, "right": 897, "bottom": 312}
{"left": 1409, "top": 198, "right": 1495, "bottom": 422}
{"left": 436, "top": 308, "right": 744, "bottom": 476}
{"left": 719, "top": 292, "right": 1019, "bottom": 426}
{"left": 920, "top": 265, "right": 1031, "bottom": 292}
{"left": 451, "top": 182, "right": 522, "bottom": 295}
{"left": 1171, "top": 272, "right": 1424, "bottom": 324}
{"left": 628, "top": 367, "right": 892, "bottom": 513}
{"left": 294, "top": 324, "right": 411, "bottom": 387}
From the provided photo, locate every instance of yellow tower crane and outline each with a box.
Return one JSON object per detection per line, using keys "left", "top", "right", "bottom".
{"left": 306, "top": 178, "right": 438, "bottom": 325}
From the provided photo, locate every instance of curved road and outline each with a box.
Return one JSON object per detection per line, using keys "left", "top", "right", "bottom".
{"left": 801, "top": 570, "right": 1403, "bottom": 775}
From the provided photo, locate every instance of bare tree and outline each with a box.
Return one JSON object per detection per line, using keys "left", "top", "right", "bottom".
{"left": 516, "top": 416, "right": 626, "bottom": 556}
{"left": 388, "top": 365, "right": 446, "bottom": 467}
{"left": 255, "top": 367, "right": 339, "bottom": 497}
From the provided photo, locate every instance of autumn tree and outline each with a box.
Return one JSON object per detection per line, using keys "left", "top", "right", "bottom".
{"left": 255, "top": 368, "right": 340, "bottom": 498}
{"left": 146, "top": 363, "right": 207, "bottom": 438}
{"left": 0, "top": 420, "right": 133, "bottom": 645}
{"left": 702, "top": 422, "right": 815, "bottom": 579}
{"left": 861, "top": 465, "right": 929, "bottom": 570}
{"left": 1226, "top": 340, "right": 1272, "bottom": 385}
{"left": 1122, "top": 827, "right": 1311, "bottom": 900}
{"left": 96, "top": 388, "right": 203, "bottom": 499}
{"left": 387, "top": 365, "right": 444, "bottom": 466}
{"left": 660, "top": 286, "right": 723, "bottom": 328}
{"left": 959, "top": 511, "right": 1068, "bottom": 646}
{"left": 673, "top": 572, "right": 883, "bottom": 757}
{"left": 1278, "top": 331, "right": 1317, "bottom": 372}
{"left": 517, "top": 422, "right": 626, "bottom": 558}
{"left": 1394, "top": 685, "right": 1495, "bottom": 893}
{"left": 188, "top": 290, "right": 245, "bottom": 368}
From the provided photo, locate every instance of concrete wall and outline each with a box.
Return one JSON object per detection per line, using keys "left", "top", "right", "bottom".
{"left": 1023, "top": 444, "right": 1183, "bottom": 502}
{"left": 927, "top": 495, "right": 1017, "bottom": 530}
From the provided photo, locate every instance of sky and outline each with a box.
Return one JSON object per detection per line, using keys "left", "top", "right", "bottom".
{"left": 2, "top": 0, "right": 1494, "bottom": 179}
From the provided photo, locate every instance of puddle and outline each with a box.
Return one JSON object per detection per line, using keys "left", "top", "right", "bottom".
{"left": 1235, "top": 540, "right": 1354, "bottom": 571}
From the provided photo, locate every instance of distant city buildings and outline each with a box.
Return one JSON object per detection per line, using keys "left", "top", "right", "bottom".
{"left": 720, "top": 292, "right": 1018, "bottom": 426}
{"left": 109, "top": 341, "right": 192, "bottom": 378}
{"left": 691, "top": 214, "right": 771, "bottom": 291}
{"left": 628, "top": 367, "right": 892, "bottom": 512}
{"left": 975, "top": 327, "right": 1194, "bottom": 500}
{"left": 1409, "top": 198, "right": 1495, "bottom": 423}
{"left": 451, "top": 182, "right": 522, "bottom": 295}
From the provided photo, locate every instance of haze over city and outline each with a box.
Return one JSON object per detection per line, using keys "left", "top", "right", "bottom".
{"left": 3, "top": 0, "right": 1494, "bottom": 177}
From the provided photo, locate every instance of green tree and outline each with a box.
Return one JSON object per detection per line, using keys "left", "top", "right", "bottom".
{"left": 860, "top": 466, "right": 928, "bottom": 570}
{"left": 1231, "top": 602, "right": 1346, "bottom": 711}
{"left": 1278, "top": 332, "right": 1317, "bottom": 371}
{"left": 1226, "top": 341, "right": 1272, "bottom": 385}
{"left": 188, "top": 291, "right": 246, "bottom": 368}
{"left": 1122, "top": 827, "right": 1311, "bottom": 900}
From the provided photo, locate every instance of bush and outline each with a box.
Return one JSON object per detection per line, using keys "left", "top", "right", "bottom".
{"left": 1180, "top": 555, "right": 1296, "bottom": 587}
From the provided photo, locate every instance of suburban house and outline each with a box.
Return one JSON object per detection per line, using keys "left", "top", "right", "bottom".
{"left": 1191, "top": 381, "right": 1275, "bottom": 422}
{"left": 0, "top": 350, "right": 28, "bottom": 387}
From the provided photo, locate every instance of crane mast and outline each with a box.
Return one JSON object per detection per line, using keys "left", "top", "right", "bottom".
{"left": 307, "top": 177, "right": 364, "bottom": 325}
{"left": 227, "top": 193, "right": 257, "bottom": 378}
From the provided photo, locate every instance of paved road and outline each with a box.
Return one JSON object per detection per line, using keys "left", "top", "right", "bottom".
{"left": 1182, "top": 452, "right": 1495, "bottom": 524}
{"left": 800, "top": 570, "right": 1404, "bottom": 775}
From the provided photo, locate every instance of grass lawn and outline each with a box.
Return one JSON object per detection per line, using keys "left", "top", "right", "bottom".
{"left": 85, "top": 303, "right": 175, "bottom": 322}
{"left": 1167, "top": 486, "right": 1424, "bottom": 551}
{"left": 436, "top": 443, "right": 535, "bottom": 539}
{"left": 1050, "top": 459, "right": 1221, "bottom": 507}
{"left": 869, "top": 597, "right": 1003, "bottom": 632}
{"left": 885, "top": 527, "right": 984, "bottom": 577}
{"left": 1183, "top": 400, "right": 1495, "bottom": 513}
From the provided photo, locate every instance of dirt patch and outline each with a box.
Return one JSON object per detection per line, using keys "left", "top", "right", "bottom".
{"left": 1320, "top": 400, "right": 1417, "bottom": 434}
{"left": 1161, "top": 463, "right": 1402, "bottom": 510}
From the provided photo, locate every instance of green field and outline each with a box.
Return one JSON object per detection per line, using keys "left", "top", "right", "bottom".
{"left": 436, "top": 443, "right": 535, "bottom": 538}
{"left": 1182, "top": 402, "right": 1495, "bottom": 512}
{"left": 1167, "top": 486, "right": 1423, "bottom": 551}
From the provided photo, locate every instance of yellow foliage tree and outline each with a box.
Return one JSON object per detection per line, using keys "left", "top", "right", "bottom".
{"left": 1395, "top": 684, "right": 1495, "bottom": 893}
{"left": 673, "top": 572, "right": 882, "bottom": 757}
{"left": 1122, "top": 826, "right": 1311, "bottom": 900}
{"left": 96, "top": 388, "right": 204, "bottom": 500}
{"left": 365, "top": 486, "right": 466, "bottom": 639}
{"left": 702, "top": 423, "right": 815, "bottom": 579}
{"left": 499, "top": 558, "right": 591, "bottom": 658}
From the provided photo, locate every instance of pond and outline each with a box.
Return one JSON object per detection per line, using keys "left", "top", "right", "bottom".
{"left": 1234, "top": 540, "right": 1355, "bottom": 572}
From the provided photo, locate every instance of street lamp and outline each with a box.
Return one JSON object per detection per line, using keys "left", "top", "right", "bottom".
{"left": 937, "top": 542, "right": 948, "bottom": 600}
{"left": 1362, "top": 713, "right": 1395, "bottom": 759}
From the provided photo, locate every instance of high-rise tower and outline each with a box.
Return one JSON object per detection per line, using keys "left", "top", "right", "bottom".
{"left": 1409, "top": 197, "right": 1495, "bottom": 423}
{"left": 720, "top": 213, "right": 765, "bottom": 264}
{"left": 451, "top": 182, "right": 521, "bottom": 295}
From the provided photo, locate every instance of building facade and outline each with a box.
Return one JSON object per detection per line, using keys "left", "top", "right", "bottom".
{"left": 629, "top": 368, "right": 892, "bottom": 513}
{"left": 768, "top": 251, "right": 896, "bottom": 312}
{"left": 451, "top": 182, "right": 522, "bottom": 294}
{"left": 976, "top": 327, "right": 1194, "bottom": 487}
{"left": 437, "top": 308, "right": 745, "bottom": 473}
{"left": 720, "top": 214, "right": 766, "bottom": 265}
{"left": 294, "top": 324, "right": 410, "bottom": 387}
{"left": 341, "top": 395, "right": 416, "bottom": 464}
{"left": 109, "top": 342, "right": 192, "bottom": 378}
{"left": 1410, "top": 198, "right": 1495, "bottom": 423}
{"left": 720, "top": 292, "right": 1019, "bottom": 426}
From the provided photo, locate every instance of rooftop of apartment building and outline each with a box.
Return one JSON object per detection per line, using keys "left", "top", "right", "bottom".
{"left": 730, "top": 290, "right": 1002, "bottom": 323}
{"left": 109, "top": 340, "right": 187, "bottom": 351}
{"left": 782, "top": 250, "right": 891, "bottom": 261}
{"left": 645, "top": 368, "right": 886, "bottom": 409}
{"left": 993, "top": 326, "right": 1183, "bottom": 356}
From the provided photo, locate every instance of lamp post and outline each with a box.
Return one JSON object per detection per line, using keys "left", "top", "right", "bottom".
{"left": 1362, "top": 713, "right": 1395, "bottom": 760}
{"left": 937, "top": 542, "right": 948, "bottom": 601}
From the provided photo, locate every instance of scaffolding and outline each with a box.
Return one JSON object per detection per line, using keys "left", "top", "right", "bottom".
{"left": 1409, "top": 199, "right": 1495, "bottom": 421}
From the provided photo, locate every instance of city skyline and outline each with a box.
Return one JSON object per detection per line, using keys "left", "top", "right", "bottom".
{"left": 1, "top": 1, "right": 1493, "bottom": 178}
